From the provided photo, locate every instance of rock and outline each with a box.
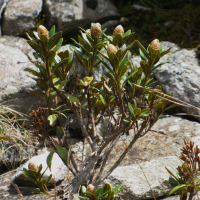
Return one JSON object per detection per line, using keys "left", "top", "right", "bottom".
{"left": 43, "top": 0, "right": 120, "bottom": 35}
{"left": 2, "top": 0, "right": 42, "bottom": 35}
{"left": 105, "top": 156, "right": 182, "bottom": 200}
{"left": 12, "top": 151, "right": 68, "bottom": 186}
{"left": 0, "top": 36, "right": 46, "bottom": 114}
{"left": 132, "top": 4, "right": 152, "bottom": 11}
{"left": 131, "top": 41, "right": 200, "bottom": 120}
{"left": 101, "top": 20, "right": 119, "bottom": 33}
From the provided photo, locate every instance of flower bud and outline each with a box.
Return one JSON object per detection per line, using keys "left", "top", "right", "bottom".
{"left": 86, "top": 29, "right": 91, "bottom": 35}
{"left": 86, "top": 184, "right": 96, "bottom": 199}
{"left": 91, "top": 23, "right": 101, "bottom": 39}
{"left": 103, "top": 182, "right": 112, "bottom": 193}
{"left": 37, "top": 25, "right": 49, "bottom": 39}
{"left": 28, "top": 161, "right": 39, "bottom": 172}
{"left": 107, "top": 44, "right": 117, "bottom": 56}
{"left": 149, "top": 39, "right": 160, "bottom": 51}
{"left": 113, "top": 25, "right": 124, "bottom": 37}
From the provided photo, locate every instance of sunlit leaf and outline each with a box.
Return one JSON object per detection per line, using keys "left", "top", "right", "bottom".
{"left": 47, "top": 152, "right": 54, "bottom": 171}
{"left": 47, "top": 114, "right": 57, "bottom": 126}
{"left": 55, "top": 146, "right": 69, "bottom": 165}
{"left": 83, "top": 76, "right": 93, "bottom": 86}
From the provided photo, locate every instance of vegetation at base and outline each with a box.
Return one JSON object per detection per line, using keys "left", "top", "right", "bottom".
{"left": 111, "top": 0, "right": 200, "bottom": 54}
{"left": 0, "top": 103, "right": 37, "bottom": 172}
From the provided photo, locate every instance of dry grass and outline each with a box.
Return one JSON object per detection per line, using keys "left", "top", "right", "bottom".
{"left": 0, "top": 101, "right": 38, "bottom": 172}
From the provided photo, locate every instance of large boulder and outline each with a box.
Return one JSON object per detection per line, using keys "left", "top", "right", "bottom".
{"left": 0, "top": 36, "right": 46, "bottom": 114}
{"left": 131, "top": 41, "right": 200, "bottom": 120}
{"left": 2, "top": 0, "right": 42, "bottom": 35}
{"left": 105, "top": 156, "right": 181, "bottom": 200}
{"left": 43, "top": 0, "right": 120, "bottom": 34}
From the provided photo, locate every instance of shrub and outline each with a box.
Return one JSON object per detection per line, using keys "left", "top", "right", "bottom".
{"left": 24, "top": 23, "right": 178, "bottom": 199}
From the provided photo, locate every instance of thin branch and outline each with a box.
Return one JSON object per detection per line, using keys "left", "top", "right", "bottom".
{"left": 82, "top": 137, "right": 87, "bottom": 163}
{"left": 90, "top": 113, "right": 97, "bottom": 148}
{"left": 52, "top": 85, "right": 95, "bottom": 151}
{"left": 63, "top": 135, "right": 79, "bottom": 173}
{"left": 93, "top": 135, "right": 121, "bottom": 184}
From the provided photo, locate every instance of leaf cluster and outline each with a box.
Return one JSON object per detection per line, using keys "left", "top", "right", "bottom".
{"left": 166, "top": 140, "right": 200, "bottom": 200}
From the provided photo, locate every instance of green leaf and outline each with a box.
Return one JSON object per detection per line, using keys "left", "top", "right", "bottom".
{"left": 98, "top": 51, "right": 110, "bottom": 62}
{"left": 133, "top": 99, "right": 137, "bottom": 108}
{"left": 47, "top": 152, "right": 54, "bottom": 171}
{"left": 33, "top": 32, "right": 40, "bottom": 40}
{"left": 82, "top": 186, "right": 87, "bottom": 195}
{"left": 165, "top": 167, "right": 181, "bottom": 184}
{"left": 18, "top": 186, "right": 40, "bottom": 191}
{"left": 25, "top": 68, "right": 42, "bottom": 78}
{"left": 168, "top": 184, "right": 188, "bottom": 196}
{"left": 52, "top": 58, "right": 69, "bottom": 73}
{"left": 37, "top": 79, "right": 48, "bottom": 92}
{"left": 71, "top": 38, "right": 90, "bottom": 55}
{"left": 83, "top": 76, "right": 93, "bottom": 86}
{"left": 49, "top": 25, "right": 55, "bottom": 38}
{"left": 56, "top": 126, "right": 63, "bottom": 140}
{"left": 119, "top": 64, "right": 128, "bottom": 80}
{"left": 27, "top": 40, "right": 44, "bottom": 56}
{"left": 55, "top": 146, "right": 69, "bottom": 165}
{"left": 40, "top": 34, "right": 48, "bottom": 45}
{"left": 107, "top": 190, "right": 115, "bottom": 200}
{"left": 104, "top": 72, "right": 118, "bottom": 86}
{"left": 123, "top": 70, "right": 137, "bottom": 85}
{"left": 100, "top": 58, "right": 114, "bottom": 73}
{"left": 119, "top": 53, "right": 129, "bottom": 70}
{"left": 113, "top": 33, "right": 123, "bottom": 47}
{"left": 139, "top": 109, "right": 150, "bottom": 117}
{"left": 113, "top": 184, "right": 124, "bottom": 194}
{"left": 128, "top": 103, "right": 135, "bottom": 117}
{"left": 0, "top": 136, "right": 9, "bottom": 140}
{"left": 99, "top": 94, "right": 106, "bottom": 106}
{"left": 64, "top": 94, "right": 80, "bottom": 107}
{"left": 74, "top": 51, "right": 87, "bottom": 69}
{"left": 135, "top": 40, "right": 149, "bottom": 60}
{"left": 47, "top": 114, "right": 57, "bottom": 126}
{"left": 49, "top": 31, "right": 62, "bottom": 50}
{"left": 169, "top": 177, "right": 179, "bottom": 188}
{"left": 29, "top": 91, "right": 46, "bottom": 102}
{"left": 134, "top": 108, "right": 141, "bottom": 117}
{"left": 47, "top": 50, "right": 56, "bottom": 62}
{"left": 53, "top": 38, "right": 63, "bottom": 52}
{"left": 123, "top": 118, "right": 132, "bottom": 123}
{"left": 160, "top": 47, "right": 172, "bottom": 57}
{"left": 81, "top": 31, "right": 92, "bottom": 48}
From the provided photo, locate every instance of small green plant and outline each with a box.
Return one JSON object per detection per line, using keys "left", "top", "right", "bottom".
{"left": 73, "top": 182, "right": 124, "bottom": 200}
{"left": 19, "top": 160, "right": 56, "bottom": 197}
{"left": 166, "top": 140, "right": 200, "bottom": 200}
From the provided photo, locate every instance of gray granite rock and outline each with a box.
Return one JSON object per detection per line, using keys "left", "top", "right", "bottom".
{"left": 43, "top": 0, "right": 120, "bottom": 35}
{"left": 105, "top": 156, "right": 182, "bottom": 200}
{"left": 2, "top": 0, "right": 42, "bottom": 35}
{"left": 0, "top": 36, "right": 46, "bottom": 114}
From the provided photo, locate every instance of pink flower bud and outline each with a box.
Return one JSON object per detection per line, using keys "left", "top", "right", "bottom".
{"left": 91, "top": 23, "right": 101, "bottom": 39}
{"left": 86, "top": 29, "right": 91, "bottom": 35}
{"left": 113, "top": 25, "right": 124, "bottom": 37}
{"left": 28, "top": 161, "right": 39, "bottom": 171}
{"left": 107, "top": 44, "right": 117, "bottom": 56}
{"left": 149, "top": 39, "right": 160, "bottom": 51}
{"left": 37, "top": 25, "right": 49, "bottom": 39}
